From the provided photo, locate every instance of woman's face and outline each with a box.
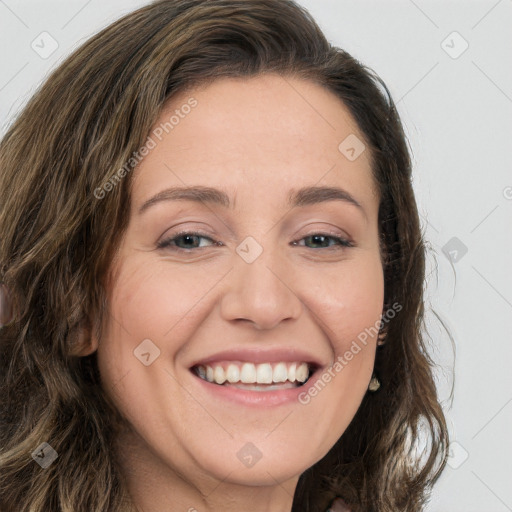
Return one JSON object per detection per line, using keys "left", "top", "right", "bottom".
{"left": 94, "top": 74, "right": 384, "bottom": 490}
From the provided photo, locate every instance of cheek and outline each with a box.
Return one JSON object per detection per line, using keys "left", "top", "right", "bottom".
{"left": 109, "top": 261, "right": 221, "bottom": 337}
{"left": 96, "top": 260, "right": 224, "bottom": 387}
{"left": 95, "top": 262, "right": 213, "bottom": 446}
{"left": 295, "top": 258, "right": 384, "bottom": 441}
{"left": 302, "top": 255, "right": 385, "bottom": 349}
{"left": 299, "top": 256, "right": 384, "bottom": 390}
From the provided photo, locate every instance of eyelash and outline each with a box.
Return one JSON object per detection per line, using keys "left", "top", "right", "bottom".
{"left": 156, "top": 230, "right": 354, "bottom": 252}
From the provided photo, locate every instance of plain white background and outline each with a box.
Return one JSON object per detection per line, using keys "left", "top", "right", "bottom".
{"left": 1, "top": 1, "right": 511, "bottom": 510}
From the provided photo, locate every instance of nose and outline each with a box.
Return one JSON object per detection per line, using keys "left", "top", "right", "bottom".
{"left": 219, "top": 246, "right": 303, "bottom": 330}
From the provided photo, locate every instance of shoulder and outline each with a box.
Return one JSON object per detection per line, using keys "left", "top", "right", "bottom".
{"left": 326, "top": 497, "right": 352, "bottom": 512}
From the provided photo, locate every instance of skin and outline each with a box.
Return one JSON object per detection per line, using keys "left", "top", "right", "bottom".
{"left": 88, "top": 73, "right": 384, "bottom": 512}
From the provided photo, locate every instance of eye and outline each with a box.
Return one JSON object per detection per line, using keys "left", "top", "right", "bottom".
{"left": 292, "top": 233, "right": 354, "bottom": 250}
{"left": 156, "top": 231, "right": 221, "bottom": 251}
{"left": 156, "top": 231, "right": 354, "bottom": 253}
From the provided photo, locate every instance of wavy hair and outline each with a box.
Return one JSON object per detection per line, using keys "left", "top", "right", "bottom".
{"left": 0, "top": 0, "right": 448, "bottom": 510}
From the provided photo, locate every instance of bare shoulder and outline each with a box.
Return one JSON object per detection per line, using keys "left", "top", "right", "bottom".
{"left": 326, "top": 497, "right": 352, "bottom": 512}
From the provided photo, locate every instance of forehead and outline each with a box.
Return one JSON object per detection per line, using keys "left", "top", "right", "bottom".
{"left": 131, "top": 73, "right": 377, "bottom": 210}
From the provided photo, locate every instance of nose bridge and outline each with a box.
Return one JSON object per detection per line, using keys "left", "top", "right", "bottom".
{"left": 220, "top": 237, "right": 302, "bottom": 329}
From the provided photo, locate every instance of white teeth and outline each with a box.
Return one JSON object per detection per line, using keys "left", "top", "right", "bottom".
{"left": 287, "top": 362, "right": 296, "bottom": 382}
{"left": 196, "top": 365, "right": 206, "bottom": 380}
{"left": 195, "top": 361, "right": 311, "bottom": 386}
{"left": 213, "top": 366, "right": 226, "bottom": 384}
{"left": 295, "top": 363, "right": 308, "bottom": 383}
{"left": 256, "top": 363, "right": 273, "bottom": 384}
{"left": 240, "top": 362, "right": 257, "bottom": 383}
{"left": 272, "top": 362, "right": 288, "bottom": 383}
{"left": 226, "top": 364, "right": 240, "bottom": 383}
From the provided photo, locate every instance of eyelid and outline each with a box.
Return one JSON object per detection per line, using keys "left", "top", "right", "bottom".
{"left": 292, "top": 231, "right": 354, "bottom": 248}
{"left": 294, "top": 224, "right": 354, "bottom": 243}
{"left": 157, "top": 227, "right": 355, "bottom": 252}
{"left": 156, "top": 229, "right": 219, "bottom": 250}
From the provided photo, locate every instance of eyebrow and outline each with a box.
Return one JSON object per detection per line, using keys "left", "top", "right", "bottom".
{"left": 138, "top": 185, "right": 366, "bottom": 217}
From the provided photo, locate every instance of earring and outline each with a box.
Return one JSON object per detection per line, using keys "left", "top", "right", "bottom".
{"left": 377, "top": 331, "right": 386, "bottom": 346}
{"left": 0, "top": 283, "right": 14, "bottom": 328}
{"left": 368, "top": 374, "right": 380, "bottom": 392}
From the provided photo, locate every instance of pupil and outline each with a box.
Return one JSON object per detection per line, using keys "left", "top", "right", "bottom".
{"left": 182, "top": 235, "right": 196, "bottom": 247}
{"left": 310, "top": 235, "right": 327, "bottom": 248}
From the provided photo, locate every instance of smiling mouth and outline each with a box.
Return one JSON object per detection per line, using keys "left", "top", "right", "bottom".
{"left": 191, "top": 361, "right": 317, "bottom": 390}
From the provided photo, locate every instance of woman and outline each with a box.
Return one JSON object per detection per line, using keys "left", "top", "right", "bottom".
{"left": 0, "top": 1, "right": 449, "bottom": 511}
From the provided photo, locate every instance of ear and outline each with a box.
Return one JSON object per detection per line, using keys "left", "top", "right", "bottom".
{"left": 68, "top": 315, "right": 100, "bottom": 357}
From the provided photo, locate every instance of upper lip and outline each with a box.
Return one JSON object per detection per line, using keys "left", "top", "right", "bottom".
{"left": 188, "top": 347, "right": 327, "bottom": 370}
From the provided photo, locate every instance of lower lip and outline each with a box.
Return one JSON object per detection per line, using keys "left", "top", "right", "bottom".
{"left": 190, "top": 368, "right": 323, "bottom": 407}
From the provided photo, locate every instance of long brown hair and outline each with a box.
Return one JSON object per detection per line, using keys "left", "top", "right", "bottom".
{"left": 0, "top": 1, "right": 448, "bottom": 510}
